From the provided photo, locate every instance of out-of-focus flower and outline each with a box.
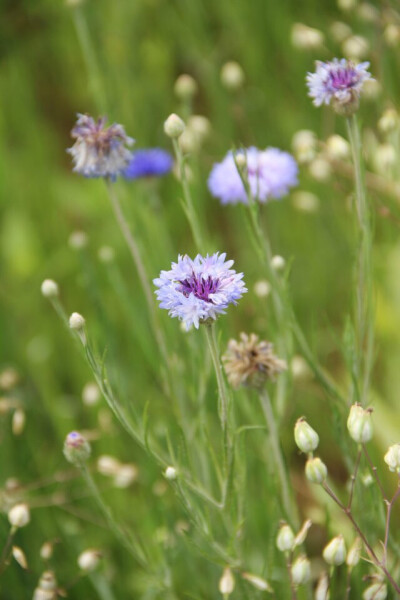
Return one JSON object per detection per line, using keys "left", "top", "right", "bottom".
{"left": 222, "top": 333, "right": 286, "bottom": 389}
{"left": 254, "top": 279, "right": 271, "bottom": 298}
{"left": 69, "top": 312, "right": 85, "bottom": 330}
{"left": 68, "top": 114, "right": 134, "bottom": 179}
{"left": 362, "top": 78, "right": 381, "bottom": 100}
{"left": 315, "top": 571, "right": 330, "bottom": 600}
{"left": 33, "top": 571, "right": 57, "bottom": 600}
{"left": 384, "top": 443, "right": 400, "bottom": 473}
{"left": 373, "top": 144, "right": 396, "bottom": 175}
{"left": 357, "top": 3, "right": 379, "bottom": 23}
{"left": 154, "top": 253, "right": 246, "bottom": 330}
{"left": 241, "top": 572, "right": 272, "bottom": 592}
{"left": 8, "top": 503, "right": 30, "bottom": 529}
{"left": 208, "top": 147, "right": 298, "bottom": 205}
{"left": 291, "top": 23, "right": 324, "bottom": 50}
{"left": 165, "top": 466, "right": 177, "bottom": 480}
{"left": 41, "top": 279, "right": 59, "bottom": 299}
{"left": 292, "top": 130, "right": 317, "bottom": 164}
{"left": 378, "top": 108, "right": 399, "bottom": 134}
{"left": 346, "top": 537, "right": 362, "bottom": 568}
{"left": 220, "top": 61, "right": 245, "bottom": 90}
{"left": 384, "top": 24, "right": 400, "bottom": 47}
{"left": 330, "top": 21, "right": 352, "bottom": 44}
{"left": 337, "top": 0, "right": 356, "bottom": 11}
{"left": 179, "top": 115, "right": 211, "bottom": 153}
{"left": 342, "top": 35, "right": 370, "bottom": 60}
{"left": 219, "top": 567, "right": 235, "bottom": 594}
{"left": 12, "top": 546, "right": 28, "bottom": 569}
{"left": 68, "top": 230, "right": 88, "bottom": 250}
{"left": 123, "top": 149, "right": 173, "bottom": 179}
{"left": 309, "top": 157, "right": 331, "bottom": 181}
{"left": 306, "top": 58, "right": 372, "bottom": 115}
{"left": 326, "top": 134, "right": 350, "bottom": 159}
{"left": 291, "top": 191, "right": 320, "bottom": 213}
{"left": 174, "top": 74, "right": 198, "bottom": 99}
{"left": 82, "top": 382, "right": 101, "bottom": 407}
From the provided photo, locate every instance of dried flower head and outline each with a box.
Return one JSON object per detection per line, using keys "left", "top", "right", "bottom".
{"left": 306, "top": 58, "right": 372, "bottom": 115}
{"left": 67, "top": 113, "right": 134, "bottom": 179}
{"left": 222, "top": 333, "right": 286, "bottom": 390}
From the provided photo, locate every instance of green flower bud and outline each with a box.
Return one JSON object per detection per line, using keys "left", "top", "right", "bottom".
{"left": 294, "top": 417, "right": 319, "bottom": 453}
{"left": 63, "top": 431, "right": 91, "bottom": 466}
{"left": 305, "top": 457, "right": 327, "bottom": 484}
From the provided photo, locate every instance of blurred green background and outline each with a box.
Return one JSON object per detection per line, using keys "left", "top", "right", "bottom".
{"left": 1, "top": 0, "right": 400, "bottom": 598}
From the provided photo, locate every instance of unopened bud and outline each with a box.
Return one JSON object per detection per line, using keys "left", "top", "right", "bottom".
{"left": 309, "top": 157, "right": 331, "bottom": 181}
{"left": 291, "top": 23, "right": 324, "bottom": 50}
{"left": 220, "top": 61, "right": 245, "bottom": 90}
{"left": 363, "top": 582, "right": 387, "bottom": 600}
{"left": 12, "top": 409, "right": 25, "bottom": 436}
{"left": 292, "top": 130, "right": 317, "bottom": 164}
{"left": 373, "top": 144, "right": 396, "bottom": 175}
{"left": 174, "top": 74, "right": 198, "bottom": 100}
{"left": 219, "top": 567, "right": 235, "bottom": 595}
{"left": 78, "top": 549, "right": 102, "bottom": 572}
{"left": 384, "top": 443, "right": 400, "bottom": 473}
{"left": 69, "top": 312, "right": 85, "bottom": 330}
{"left": 347, "top": 404, "right": 373, "bottom": 443}
{"left": 294, "top": 417, "right": 319, "bottom": 453}
{"left": 271, "top": 255, "right": 285, "bottom": 271}
{"left": 113, "top": 464, "right": 138, "bottom": 488}
{"left": 276, "top": 523, "right": 295, "bottom": 552}
{"left": 41, "top": 279, "right": 59, "bottom": 298}
{"left": 305, "top": 457, "right": 327, "bottom": 484}
{"left": 337, "top": 0, "right": 356, "bottom": 11}
{"left": 8, "top": 503, "right": 30, "bottom": 528}
{"left": 342, "top": 35, "right": 369, "bottom": 60}
{"left": 98, "top": 245, "right": 115, "bottom": 263}
{"left": 292, "top": 191, "right": 320, "bottom": 213}
{"left": 326, "top": 134, "right": 350, "bottom": 159}
{"left": 384, "top": 24, "right": 400, "bottom": 48}
{"left": 241, "top": 572, "right": 272, "bottom": 591}
{"left": 323, "top": 535, "right": 346, "bottom": 566}
{"left": 165, "top": 466, "right": 177, "bottom": 480}
{"left": 12, "top": 546, "right": 28, "bottom": 569}
{"left": 63, "top": 431, "right": 91, "bottom": 465}
{"left": 164, "top": 114, "right": 185, "bottom": 138}
{"left": 378, "top": 108, "right": 398, "bottom": 134}
{"left": 82, "top": 382, "right": 100, "bottom": 406}
{"left": 68, "top": 230, "right": 88, "bottom": 250}
{"left": 330, "top": 21, "right": 352, "bottom": 44}
{"left": 254, "top": 279, "right": 271, "bottom": 298}
{"left": 315, "top": 571, "right": 329, "bottom": 600}
{"left": 97, "top": 455, "right": 121, "bottom": 476}
{"left": 40, "top": 541, "right": 54, "bottom": 560}
{"left": 293, "top": 519, "right": 312, "bottom": 548}
{"left": 346, "top": 537, "right": 362, "bottom": 568}
{"left": 291, "top": 555, "right": 311, "bottom": 586}
{"left": 33, "top": 571, "right": 57, "bottom": 600}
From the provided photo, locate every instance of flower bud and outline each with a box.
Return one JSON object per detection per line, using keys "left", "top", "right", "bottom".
{"left": 220, "top": 61, "right": 245, "bottom": 90}
{"left": 12, "top": 408, "right": 25, "bottom": 436}
{"left": 305, "top": 457, "right": 327, "bottom": 484}
{"left": 12, "top": 546, "right": 28, "bottom": 569}
{"left": 291, "top": 23, "right": 324, "bottom": 50}
{"left": 33, "top": 571, "right": 57, "bottom": 600}
{"left": 384, "top": 443, "right": 400, "bottom": 473}
{"left": 276, "top": 523, "right": 295, "bottom": 552}
{"left": 40, "top": 541, "right": 54, "bottom": 560}
{"left": 78, "top": 549, "right": 102, "bottom": 572}
{"left": 165, "top": 466, "right": 177, "bottom": 480}
{"left": 384, "top": 24, "right": 400, "bottom": 48}
{"left": 346, "top": 537, "right": 362, "bottom": 568}
{"left": 291, "top": 130, "right": 317, "bottom": 164}
{"left": 41, "top": 279, "right": 59, "bottom": 298}
{"left": 174, "top": 74, "right": 198, "bottom": 99}
{"left": 63, "top": 431, "right": 91, "bottom": 465}
{"left": 8, "top": 503, "right": 30, "bottom": 528}
{"left": 347, "top": 404, "right": 373, "bottom": 444}
{"left": 254, "top": 280, "right": 271, "bottom": 298}
{"left": 98, "top": 245, "right": 115, "bottom": 263}
{"left": 373, "top": 144, "right": 396, "bottom": 175}
{"left": 309, "top": 157, "right": 331, "bottom": 181}
{"left": 378, "top": 108, "right": 398, "bottom": 134}
{"left": 164, "top": 114, "right": 185, "bottom": 138}
{"left": 82, "top": 382, "right": 100, "bottom": 407}
{"left": 326, "top": 134, "right": 350, "bottom": 160}
{"left": 97, "top": 455, "right": 121, "bottom": 476}
{"left": 323, "top": 535, "right": 346, "bottom": 566}
{"left": 291, "top": 191, "right": 319, "bottom": 213}
{"left": 294, "top": 417, "right": 319, "bottom": 453}
{"left": 241, "top": 572, "right": 272, "bottom": 592}
{"left": 315, "top": 571, "right": 329, "bottom": 600}
{"left": 219, "top": 566, "right": 235, "bottom": 594}
{"left": 271, "top": 255, "right": 285, "bottom": 271}
{"left": 342, "top": 35, "right": 369, "bottom": 60}
{"left": 293, "top": 519, "right": 312, "bottom": 548}
{"left": 330, "top": 21, "right": 352, "bottom": 44}
{"left": 68, "top": 230, "right": 88, "bottom": 250}
{"left": 69, "top": 312, "right": 85, "bottom": 330}
{"left": 113, "top": 464, "right": 138, "bottom": 488}
{"left": 291, "top": 555, "right": 310, "bottom": 586}
{"left": 363, "top": 582, "right": 387, "bottom": 600}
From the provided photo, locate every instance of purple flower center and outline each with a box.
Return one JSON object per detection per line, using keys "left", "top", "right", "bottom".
{"left": 329, "top": 67, "right": 358, "bottom": 90}
{"left": 178, "top": 273, "right": 220, "bottom": 302}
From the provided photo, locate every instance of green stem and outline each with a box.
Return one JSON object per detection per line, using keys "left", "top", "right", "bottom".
{"left": 259, "top": 388, "right": 298, "bottom": 527}
{"left": 172, "top": 138, "right": 205, "bottom": 252}
{"left": 346, "top": 114, "right": 374, "bottom": 405}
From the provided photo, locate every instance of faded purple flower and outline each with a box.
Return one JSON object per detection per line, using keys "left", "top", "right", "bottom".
{"left": 208, "top": 147, "right": 298, "bottom": 205}
{"left": 67, "top": 113, "right": 134, "bottom": 179}
{"left": 123, "top": 148, "right": 173, "bottom": 179}
{"left": 306, "top": 59, "right": 371, "bottom": 114}
{"left": 154, "top": 253, "right": 247, "bottom": 330}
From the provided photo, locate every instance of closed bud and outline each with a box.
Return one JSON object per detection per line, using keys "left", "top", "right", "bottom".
{"left": 373, "top": 144, "right": 396, "bottom": 175}
{"left": 309, "top": 157, "right": 331, "bottom": 181}
{"left": 165, "top": 466, "right": 177, "bottom": 480}
{"left": 305, "top": 457, "right": 327, "bottom": 484}
{"left": 323, "top": 535, "right": 346, "bottom": 566}
{"left": 78, "top": 549, "right": 102, "bottom": 572}
{"left": 12, "top": 408, "right": 26, "bottom": 436}
{"left": 384, "top": 24, "right": 400, "bottom": 48}
{"left": 219, "top": 566, "right": 235, "bottom": 595}
{"left": 241, "top": 572, "right": 272, "bottom": 592}
{"left": 315, "top": 571, "right": 330, "bottom": 600}
{"left": 363, "top": 582, "right": 387, "bottom": 600}
{"left": 69, "top": 312, "right": 85, "bottom": 330}
{"left": 295, "top": 417, "right": 319, "bottom": 453}
{"left": 271, "top": 255, "right": 286, "bottom": 271}
{"left": 326, "top": 134, "right": 350, "bottom": 160}
{"left": 113, "top": 464, "right": 138, "bottom": 488}
{"left": 164, "top": 114, "right": 185, "bottom": 138}
{"left": 347, "top": 404, "right": 373, "bottom": 443}
{"left": 276, "top": 522, "right": 295, "bottom": 552}
{"left": 291, "top": 23, "right": 324, "bottom": 50}
{"left": 254, "top": 280, "right": 271, "bottom": 298}
{"left": 292, "top": 130, "right": 317, "bottom": 164}
{"left": 97, "top": 455, "right": 121, "bottom": 476}
{"left": 40, "top": 542, "right": 54, "bottom": 560}
{"left": 291, "top": 555, "right": 311, "bottom": 586}
{"left": 220, "top": 61, "right": 245, "bottom": 90}
{"left": 293, "top": 519, "right": 312, "bottom": 548}
{"left": 68, "top": 230, "right": 88, "bottom": 250}
{"left": 33, "top": 571, "right": 57, "bottom": 600}
{"left": 8, "top": 503, "right": 30, "bottom": 528}
{"left": 63, "top": 431, "right": 91, "bottom": 465}
{"left": 82, "top": 382, "right": 100, "bottom": 407}
{"left": 346, "top": 537, "right": 362, "bottom": 568}
{"left": 384, "top": 443, "right": 400, "bottom": 473}
{"left": 174, "top": 74, "right": 198, "bottom": 100}
{"left": 41, "top": 279, "right": 59, "bottom": 298}
{"left": 342, "top": 35, "right": 369, "bottom": 60}
{"left": 12, "top": 546, "right": 28, "bottom": 569}
{"left": 378, "top": 108, "right": 398, "bottom": 134}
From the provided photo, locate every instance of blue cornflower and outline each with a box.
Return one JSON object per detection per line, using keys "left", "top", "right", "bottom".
{"left": 306, "top": 59, "right": 371, "bottom": 114}
{"left": 123, "top": 148, "right": 173, "bottom": 179}
{"left": 67, "top": 113, "right": 134, "bottom": 179}
{"left": 208, "top": 147, "right": 298, "bottom": 205}
{"left": 154, "top": 253, "right": 247, "bottom": 330}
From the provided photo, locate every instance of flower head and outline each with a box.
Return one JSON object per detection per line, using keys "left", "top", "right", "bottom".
{"left": 123, "top": 148, "right": 173, "bottom": 179}
{"left": 67, "top": 113, "right": 134, "bottom": 179}
{"left": 306, "top": 58, "right": 372, "bottom": 115}
{"left": 154, "top": 253, "right": 246, "bottom": 330}
{"left": 222, "top": 333, "right": 286, "bottom": 389}
{"left": 208, "top": 147, "right": 298, "bottom": 205}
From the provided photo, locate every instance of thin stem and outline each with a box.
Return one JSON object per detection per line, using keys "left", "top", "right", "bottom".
{"left": 172, "top": 138, "right": 205, "bottom": 252}
{"left": 0, "top": 527, "right": 16, "bottom": 575}
{"left": 259, "top": 388, "right": 298, "bottom": 527}
{"left": 347, "top": 447, "right": 362, "bottom": 509}
{"left": 346, "top": 114, "right": 374, "bottom": 406}
{"left": 362, "top": 444, "right": 388, "bottom": 501}
{"left": 80, "top": 465, "right": 148, "bottom": 570}
{"left": 285, "top": 551, "right": 298, "bottom": 600}
{"left": 105, "top": 180, "right": 171, "bottom": 396}
{"left": 383, "top": 480, "right": 400, "bottom": 558}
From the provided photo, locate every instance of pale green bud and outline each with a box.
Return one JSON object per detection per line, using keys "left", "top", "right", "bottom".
{"left": 63, "top": 431, "right": 91, "bottom": 465}
{"left": 163, "top": 114, "right": 185, "bottom": 138}
{"left": 219, "top": 567, "right": 235, "bottom": 595}
{"left": 347, "top": 404, "right": 373, "bottom": 443}
{"left": 346, "top": 537, "right": 362, "bottom": 568}
{"left": 363, "top": 582, "right": 387, "bottom": 600}
{"left": 323, "top": 535, "right": 346, "bottom": 566}
{"left": 384, "top": 443, "right": 400, "bottom": 473}
{"left": 276, "top": 523, "right": 295, "bottom": 552}
{"left": 291, "top": 555, "right": 311, "bottom": 586}
{"left": 305, "top": 457, "right": 327, "bottom": 484}
{"left": 294, "top": 417, "right": 319, "bottom": 453}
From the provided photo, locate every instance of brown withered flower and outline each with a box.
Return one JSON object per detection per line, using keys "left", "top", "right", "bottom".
{"left": 222, "top": 332, "right": 287, "bottom": 390}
